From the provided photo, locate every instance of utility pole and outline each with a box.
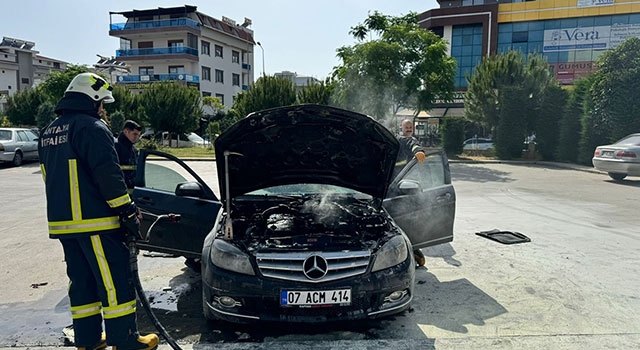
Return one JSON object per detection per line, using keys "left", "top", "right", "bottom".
{"left": 257, "top": 42, "right": 265, "bottom": 76}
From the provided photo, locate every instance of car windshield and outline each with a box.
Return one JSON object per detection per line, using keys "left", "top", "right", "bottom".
{"left": 0, "top": 130, "right": 12, "bottom": 141}
{"left": 247, "top": 183, "right": 372, "bottom": 199}
{"left": 614, "top": 134, "right": 640, "bottom": 146}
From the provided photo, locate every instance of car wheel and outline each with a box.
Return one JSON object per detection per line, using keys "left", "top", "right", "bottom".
{"left": 414, "top": 249, "right": 426, "bottom": 267}
{"left": 184, "top": 257, "right": 202, "bottom": 273}
{"left": 12, "top": 151, "right": 23, "bottom": 166}
{"left": 608, "top": 173, "right": 627, "bottom": 181}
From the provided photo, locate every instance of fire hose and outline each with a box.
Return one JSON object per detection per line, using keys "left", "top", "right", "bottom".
{"left": 128, "top": 213, "right": 182, "bottom": 350}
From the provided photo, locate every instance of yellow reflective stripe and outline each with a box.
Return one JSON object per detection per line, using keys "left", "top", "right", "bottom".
{"left": 68, "top": 159, "right": 82, "bottom": 221}
{"left": 395, "top": 160, "right": 408, "bottom": 166}
{"left": 49, "top": 217, "right": 120, "bottom": 234}
{"left": 70, "top": 301, "right": 102, "bottom": 319}
{"left": 103, "top": 299, "right": 136, "bottom": 319}
{"left": 91, "top": 235, "right": 117, "bottom": 307}
{"left": 411, "top": 145, "right": 421, "bottom": 153}
{"left": 107, "top": 193, "right": 131, "bottom": 208}
{"left": 119, "top": 165, "right": 136, "bottom": 170}
{"left": 40, "top": 163, "right": 46, "bottom": 182}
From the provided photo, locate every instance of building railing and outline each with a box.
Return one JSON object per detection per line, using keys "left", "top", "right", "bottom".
{"left": 116, "top": 74, "right": 200, "bottom": 83}
{"left": 242, "top": 85, "right": 248, "bottom": 90}
{"left": 242, "top": 63, "right": 251, "bottom": 70}
{"left": 116, "top": 47, "right": 198, "bottom": 57}
{"left": 110, "top": 18, "right": 200, "bottom": 31}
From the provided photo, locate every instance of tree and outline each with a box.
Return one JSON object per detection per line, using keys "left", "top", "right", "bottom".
{"left": 231, "top": 75, "right": 296, "bottom": 118}
{"left": 588, "top": 37, "right": 640, "bottom": 143}
{"left": 37, "top": 64, "right": 91, "bottom": 104}
{"left": 556, "top": 77, "right": 593, "bottom": 162}
{"left": 5, "top": 88, "right": 42, "bottom": 126}
{"left": 35, "top": 101, "right": 56, "bottom": 131}
{"left": 139, "top": 82, "right": 202, "bottom": 146}
{"left": 465, "top": 51, "right": 562, "bottom": 159}
{"left": 297, "top": 79, "right": 334, "bottom": 105}
{"left": 332, "top": 11, "right": 456, "bottom": 120}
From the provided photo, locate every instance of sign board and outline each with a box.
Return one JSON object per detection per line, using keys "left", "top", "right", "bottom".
{"left": 544, "top": 23, "right": 640, "bottom": 52}
{"left": 577, "top": 0, "right": 614, "bottom": 8}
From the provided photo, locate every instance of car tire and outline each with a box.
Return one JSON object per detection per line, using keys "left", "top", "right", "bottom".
{"left": 184, "top": 257, "right": 202, "bottom": 273}
{"left": 608, "top": 173, "right": 627, "bottom": 181}
{"left": 12, "top": 151, "right": 23, "bottom": 167}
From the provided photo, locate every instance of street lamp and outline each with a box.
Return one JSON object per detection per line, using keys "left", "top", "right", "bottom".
{"left": 257, "top": 41, "right": 265, "bottom": 76}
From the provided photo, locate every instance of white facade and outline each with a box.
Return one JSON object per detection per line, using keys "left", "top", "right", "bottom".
{"left": 0, "top": 37, "right": 67, "bottom": 112}
{"left": 109, "top": 5, "right": 255, "bottom": 109}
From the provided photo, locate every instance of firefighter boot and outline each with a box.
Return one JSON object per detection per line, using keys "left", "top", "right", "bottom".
{"left": 77, "top": 332, "right": 107, "bottom": 350}
{"left": 112, "top": 332, "right": 159, "bottom": 350}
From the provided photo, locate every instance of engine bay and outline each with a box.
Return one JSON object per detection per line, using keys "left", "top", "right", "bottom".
{"left": 224, "top": 195, "right": 398, "bottom": 252}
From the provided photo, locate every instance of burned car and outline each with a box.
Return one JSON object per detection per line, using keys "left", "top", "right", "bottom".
{"left": 133, "top": 104, "right": 455, "bottom": 323}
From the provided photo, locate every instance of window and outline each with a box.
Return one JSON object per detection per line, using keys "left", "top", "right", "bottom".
{"left": 138, "top": 41, "right": 153, "bottom": 49}
{"left": 169, "top": 66, "right": 185, "bottom": 74}
{"left": 201, "top": 41, "right": 210, "bottom": 55}
{"left": 232, "top": 50, "right": 240, "bottom": 64}
{"left": 202, "top": 66, "right": 211, "bottom": 81}
{"left": 202, "top": 91, "right": 211, "bottom": 97}
{"left": 53, "top": 62, "right": 60, "bottom": 69}
{"left": 168, "top": 40, "right": 184, "bottom": 48}
{"left": 215, "top": 45, "right": 223, "bottom": 58}
{"left": 215, "top": 69, "right": 224, "bottom": 83}
{"left": 139, "top": 67, "right": 154, "bottom": 75}
{"left": 21, "top": 78, "right": 29, "bottom": 84}
{"left": 512, "top": 31, "right": 529, "bottom": 43}
{"left": 232, "top": 73, "right": 240, "bottom": 86}
{"left": 215, "top": 93, "right": 224, "bottom": 105}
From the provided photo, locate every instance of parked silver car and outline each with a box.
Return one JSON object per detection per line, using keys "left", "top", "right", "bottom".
{"left": 592, "top": 133, "right": 640, "bottom": 181}
{"left": 0, "top": 128, "right": 39, "bottom": 166}
{"left": 463, "top": 137, "right": 493, "bottom": 151}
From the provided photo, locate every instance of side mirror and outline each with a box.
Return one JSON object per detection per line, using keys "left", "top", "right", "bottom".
{"left": 397, "top": 180, "right": 421, "bottom": 195}
{"left": 175, "top": 182, "right": 204, "bottom": 197}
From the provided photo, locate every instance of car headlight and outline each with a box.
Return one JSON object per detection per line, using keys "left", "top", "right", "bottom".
{"left": 371, "top": 235, "right": 409, "bottom": 272}
{"left": 210, "top": 239, "right": 255, "bottom": 276}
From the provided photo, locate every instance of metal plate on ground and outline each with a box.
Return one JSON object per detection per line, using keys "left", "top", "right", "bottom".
{"left": 476, "top": 229, "right": 531, "bottom": 244}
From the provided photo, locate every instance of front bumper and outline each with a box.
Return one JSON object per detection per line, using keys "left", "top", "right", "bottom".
{"left": 202, "top": 256, "right": 415, "bottom": 323}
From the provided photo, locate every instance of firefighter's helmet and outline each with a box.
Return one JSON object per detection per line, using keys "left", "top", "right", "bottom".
{"left": 65, "top": 73, "right": 115, "bottom": 103}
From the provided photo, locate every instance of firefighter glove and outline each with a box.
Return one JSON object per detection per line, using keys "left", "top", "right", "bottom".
{"left": 415, "top": 151, "right": 426, "bottom": 163}
{"left": 119, "top": 202, "right": 142, "bottom": 241}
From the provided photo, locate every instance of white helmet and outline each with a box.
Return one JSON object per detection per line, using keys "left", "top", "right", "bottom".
{"left": 65, "top": 73, "right": 115, "bottom": 103}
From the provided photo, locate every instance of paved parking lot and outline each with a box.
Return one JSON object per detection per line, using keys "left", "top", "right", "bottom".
{"left": 1, "top": 160, "right": 639, "bottom": 349}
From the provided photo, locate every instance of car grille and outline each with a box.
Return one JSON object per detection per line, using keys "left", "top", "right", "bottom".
{"left": 255, "top": 251, "right": 371, "bottom": 283}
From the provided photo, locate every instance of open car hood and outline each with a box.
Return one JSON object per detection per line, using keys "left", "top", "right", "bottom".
{"left": 215, "top": 104, "right": 399, "bottom": 202}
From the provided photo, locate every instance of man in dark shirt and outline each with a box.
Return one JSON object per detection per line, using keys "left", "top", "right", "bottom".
{"left": 115, "top": 120, "right": 142, "bottom": 192}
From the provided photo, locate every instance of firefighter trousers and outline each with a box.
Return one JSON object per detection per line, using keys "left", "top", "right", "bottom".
{"left": 60, "top": 232, "right": 138, "bottom": 347}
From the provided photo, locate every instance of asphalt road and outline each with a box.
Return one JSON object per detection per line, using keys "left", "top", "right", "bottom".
{"left": 1, "top": 159, "right": 639, "bottom": 349}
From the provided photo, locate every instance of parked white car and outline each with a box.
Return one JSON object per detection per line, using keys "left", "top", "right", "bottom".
{"left": 161, "top": 132, "right": 210, "bottom": 148}
{"left": 0, "top": 128, "right": 39, "bottom": 166}
{"left": 463, "top": 137, "right": 493, "bottom": 151}
{"left": 592, "top": 133, "right": 640, "bottom": 181}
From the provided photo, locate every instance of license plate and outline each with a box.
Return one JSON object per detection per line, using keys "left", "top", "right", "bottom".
{"left": 601, "top": 150, "right": 614, "bottom": 157}
{"left": 281, "top": 289, "right": 351, "bottom": 306}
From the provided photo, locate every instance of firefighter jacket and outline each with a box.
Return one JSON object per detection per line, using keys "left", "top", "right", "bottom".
{"left": 115, "top": 133, "right": 138, "bottom": 189}
{"left": 396, "top": 135, "right": 425, "bottom": 167}
{"left": 38, "top": 93, "right": 131, "bottom": 239}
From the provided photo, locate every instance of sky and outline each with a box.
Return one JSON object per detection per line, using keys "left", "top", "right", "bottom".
{"left": 1, "top": 0, "right": 440, "bottom": 80}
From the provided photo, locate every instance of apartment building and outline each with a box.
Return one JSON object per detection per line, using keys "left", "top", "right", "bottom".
{"left": 0, "top": 36, "right": 68, "bottom": 112}
{"left": 419, "top": 0, "right": 640, "bottom": 89}
{"left": 108, "top": 5, "right": 256, "bottom": 109}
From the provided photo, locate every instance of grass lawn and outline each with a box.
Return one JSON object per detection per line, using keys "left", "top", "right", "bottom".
{"left": 143, "top": 146, "right": 216, "bottom": 158}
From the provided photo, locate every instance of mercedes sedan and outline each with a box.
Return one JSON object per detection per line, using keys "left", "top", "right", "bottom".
{"left": 132, "top": 104, "right": 456, "bottom": 323}
{"left": 592, "top": 133, "right": 640, "bottom": 181}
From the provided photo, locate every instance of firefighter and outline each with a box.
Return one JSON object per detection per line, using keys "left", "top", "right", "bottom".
{"left": 115, "top": 120, "right": 143, "bottom": 192}
{"left": 38, "top": 73, "right": 159, "bottom": 350}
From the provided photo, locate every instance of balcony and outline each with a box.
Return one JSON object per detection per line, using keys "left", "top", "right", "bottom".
{"left": 242, "top": 85, "right": 248, "bottom": 90}
{"left": 116, "top": 74, "right": 199, "bottom": 84}
{"left": 109, "top": 18, "right": 200, "bottom": 35}
{"left": 242, "top": 63, "right": 251, "bottom": 70}
{"left": 116, "top": 47, "right": 198, "bottom": 61}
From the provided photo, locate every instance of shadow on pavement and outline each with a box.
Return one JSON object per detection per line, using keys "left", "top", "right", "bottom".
{"left": 450, "top": 163, "right": 514, "bottom": 183}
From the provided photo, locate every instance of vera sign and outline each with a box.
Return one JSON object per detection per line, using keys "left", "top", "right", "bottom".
{"left": 543, "top": 26, "right": 611, "bottom": 52}
{"left": 544, "top": 24, "right": 640, "bottom": 52}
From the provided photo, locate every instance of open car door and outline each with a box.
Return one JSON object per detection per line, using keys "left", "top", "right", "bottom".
{"left": 131, "top": 149, "right": 221, "bottom": 258}
{"left": 383, "top": 150, "right": 455, "bottom": 249}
